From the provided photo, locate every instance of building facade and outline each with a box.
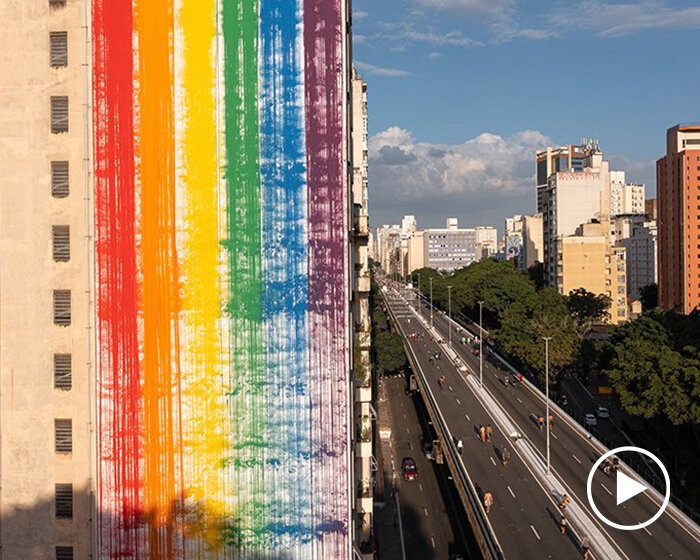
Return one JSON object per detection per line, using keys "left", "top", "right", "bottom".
{"left": 657, "top": 123, "right": 700, "bottom": 313}
{"left": 557, "top": 222, "right": 628, "bottom": 324}
{"left": 505, "top": 214, "right": 543, "bottom": 270}
{"left": 611, "top": 215, "right": 657, "bottom": 300}
{"left": 610, "top": 171, "right": 645, "bottom": 215}
{"left": 421, "top": 218, "right": 497, "bottom": 272}
{"left": 0, "top": 1, "right": 359, "bottom": 558}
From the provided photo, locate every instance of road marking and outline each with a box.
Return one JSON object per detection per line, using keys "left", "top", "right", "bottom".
{"left": 449, "top": 385, "right": 453, "bottom": 391}
{"left": 430, "top": 536, "right": 436, "bottom": 549}
{"left": 643, "top": 527, "right": 652, "bottom": 536}
{"left": 419, "top": 483, "right": 423, "bottom": 492}
{"left": 530, "top": 525, "right": 541, "bottom": 540}
{"left": 424, "top": 507, "right": 429, "bottom": 517}
{"left": 465, "top": 414, "right": 470, "bottom": 421}
{"left": 406, "top": 427, "right": 410, "bottom": 434}
{"left": 601, "top": 483, "right": 613, "bottom": 496}
{"left": 490, "top": 457, "right": 497, "bottom": 467}
{"left": 516, "top": 397, "right": 522, "bottom": 404}
{"left": 552, "top": 433, "right": 558, "bottom": 440}
{"left": 572, "top": 454, "right": 582, "bottom": 464}
{"left": 456, "top": 398, "right": 461, "bottom": 405}
{"left": 508, "top": 486, "right": 515, "bottom": 498}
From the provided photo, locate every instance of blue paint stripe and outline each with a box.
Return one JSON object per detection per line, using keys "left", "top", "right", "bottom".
{"left": 259, "top": 0, "right": 312, "bottom": 554}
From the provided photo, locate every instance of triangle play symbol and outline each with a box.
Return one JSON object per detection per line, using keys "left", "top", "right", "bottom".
{"left": 616, "top": 470, "right": 647, "bottom": 505}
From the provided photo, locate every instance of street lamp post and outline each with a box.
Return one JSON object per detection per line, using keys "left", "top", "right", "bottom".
{"left": 478, "top": 301, "right": 484, "bottom": 388}
{"left": 416, "top": 272, "right": 421, "bottom": 313}
{"left": 429, "top": 277, "right": 434, "bottom": 328}
{"left": 544, "top": 336, "right": 552, "bottom": 474}
{"left": 447, "top": 285, "right": 452, "bottom": 349}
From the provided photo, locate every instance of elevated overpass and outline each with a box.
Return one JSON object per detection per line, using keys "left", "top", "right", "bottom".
{"left": 378, "top": 278, "right": 700, "bottom": 560}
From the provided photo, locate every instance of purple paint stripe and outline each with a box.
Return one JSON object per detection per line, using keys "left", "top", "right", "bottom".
{"left": 304, "top": 1, "right": 350, "bottom": 558}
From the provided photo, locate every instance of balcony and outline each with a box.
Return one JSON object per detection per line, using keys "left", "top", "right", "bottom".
{"left": 356, "top": 274, "right": 370, "bottom": 293}
{"left": 355, "top": 384, "right": 372, "bottom": 403}
{"left": 355, "top": 214, "right": 369, "bottom": 237}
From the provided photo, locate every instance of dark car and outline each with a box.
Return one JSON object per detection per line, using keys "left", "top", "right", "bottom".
{"left": 402, "top": 457, "right": 418, "bottom": 481}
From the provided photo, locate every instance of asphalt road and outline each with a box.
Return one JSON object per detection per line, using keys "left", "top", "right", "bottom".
{"left": 382, "top": 286, "right": 589, "bottom": 559}
{"left": 392, "top": 283, "right": 700, "bottom": 560}
{"left": 376, "top": 375, "right": 474, "bottom": 560}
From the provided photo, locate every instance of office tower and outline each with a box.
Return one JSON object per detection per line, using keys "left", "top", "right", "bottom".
{"left": 0, "top": 1, "right": 357, "bottom": 558}
{"left": 422, "top": 218, "right": 497, "bottom": 272}
{"left": 657, "top": 123, "right": 700, "bottom": 313}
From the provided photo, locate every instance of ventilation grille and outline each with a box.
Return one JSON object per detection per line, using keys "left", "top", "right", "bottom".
{"left": 50, "top": 32, "right": 68, "bottom": 67}
{"left": 52, "top": 225, "right": 70, "bottom": 262}
{"left": 56, "top": 547, "right": 74, "bottom": 560}
{"left": 51, "top": 161, "right": 69, "bottom": 198}
{"left": 55, "top": 484, "right": 73, "bottom": 519}
{"left": 55, "top": 419, "right": 72, "bottom": 454}
{"left": 51, "top": 96, "right": 69, "bottom": 134}
{"left": 53, "top": 290, "right": 71, "bottom": 326}
{"left": 54, "top": 353, "right": 72, "bottom": 390}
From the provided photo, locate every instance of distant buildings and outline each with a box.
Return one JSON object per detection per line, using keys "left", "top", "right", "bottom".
{"left": 611, "top": 215, "right": 657, "bottom": 300}
{"left": 657, "top": 123, "right": 700, "bottom": 313}
{"left": 505, "top": 213, "right": 543, "bottom": 270}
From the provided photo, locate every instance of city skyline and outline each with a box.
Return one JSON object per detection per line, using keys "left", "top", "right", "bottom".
{"left": 353, "top": 0, "right": 700, "bottom": 228}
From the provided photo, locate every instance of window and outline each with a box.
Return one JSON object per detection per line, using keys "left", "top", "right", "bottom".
{"left": 55, "top": 547, "right": 73, "bottom": 560}
{"left": 50, "top": 32, "right": 68, "bottom": 67}
{"left": 55, "top": 419, "right": 72, "bottom": 454}
{"left": 55, "top": 484, "right": 73, "bottom": 519}
{"left": 53, "top": 290, "right": 71, "bottom": 326}
{"left": 51, "top": 161, "right": 69, "bottom": 197}
{"left": 51, "top": 96, "right": 69, "bottom": 133}
{"left": 49, "top": 0, "right": 67, "bottom": 6}
{"left": 54, "top": 353, "right": 72, "bottom": 390}
{"left": 52, "top": 225, "right": 70, "bottom": 262}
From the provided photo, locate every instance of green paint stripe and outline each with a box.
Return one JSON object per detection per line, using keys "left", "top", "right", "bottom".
{"left": 222, "top": 0, "right": 266, "bottom": 552}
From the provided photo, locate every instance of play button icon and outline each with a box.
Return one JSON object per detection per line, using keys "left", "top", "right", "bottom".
{"left": 587, "top": 446, "right": 671, "bottom": 530}
{"left": 616, "top": 470, "right": 647, "bottom": 505}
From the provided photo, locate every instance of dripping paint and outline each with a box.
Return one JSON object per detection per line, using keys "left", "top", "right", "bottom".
{"left": 92, "top": 0, "right": 351, "bottom": 558}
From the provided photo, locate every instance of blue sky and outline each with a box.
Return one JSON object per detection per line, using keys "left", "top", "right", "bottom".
{"left": 353, "top": 0, "right": 700, "bottom": 231}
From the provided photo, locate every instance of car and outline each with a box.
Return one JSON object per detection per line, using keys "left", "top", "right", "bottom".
{"left": 422, "top": 441, "right": 434, "bottom": 461}
{"left": 402, "top": 457, "right": 418, "bottom": 481}
{"left": 596, "top": 405, "right": 610, "bottom": 419}
{"left": 584, "top": 413, "right": 598, "bottom": 427}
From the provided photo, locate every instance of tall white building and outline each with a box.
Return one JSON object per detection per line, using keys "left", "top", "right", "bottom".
{"left": 610, "top": 171, "right": 645, "bottom": 216}
{"left": 422, "top": 218, "right": 497, "bottom": 272}
{"left": 611, "top": 215, "right": 658, "bottom": 299}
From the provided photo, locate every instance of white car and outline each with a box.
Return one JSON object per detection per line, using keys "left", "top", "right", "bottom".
{"left": 584, "top": 413, "right": 598, "bottom": 427}
{"left": 596, "top": 406, "right": 610, "bottom": 419}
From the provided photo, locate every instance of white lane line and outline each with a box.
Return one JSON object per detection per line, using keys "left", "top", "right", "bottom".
{"left": 423, "top": 507, "right": 429, "bottom": 517}
{"left": 552, "top": 433, "right": 558, "bottom": 440}
{"left": 530, "top": 525, "right": 541, "bottom": 540}
{"left": 508, "top": 486, "right": 516, "bottom": 498}
{"left": 430, "top": 536, "right": 436, "bottom": 549}
{"left": 419, "top": 483, "right": 423, "bottom": 492}
{"left": 490, "top": 457, "right": 497, "bottom": 467}
{"left": 643, "top": 527, "right": 652, "bottom": 536}
{"left": 601, "top": 484, "right": 613, "bottom": 496}
{"left": 465, "top": 414, "right": 470, "bottom": 421}
{"left": 449, "top": 385, "right": 454, "bottom": 391}
{"left": 456, "top": 398, "right": 461, "bottom": 405}
{"left": 517, "top": 397, "right": 522, "bottom": 404}
{"left": 406, "top": 427, "right": 410, "bottom": 434}
{"left": 572, "top": 454, "right": 582, "bottom": 464}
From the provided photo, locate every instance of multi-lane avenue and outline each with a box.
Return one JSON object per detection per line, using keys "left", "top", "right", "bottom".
{"left": 380, "top": 278, "right": 700, "bottom": 560}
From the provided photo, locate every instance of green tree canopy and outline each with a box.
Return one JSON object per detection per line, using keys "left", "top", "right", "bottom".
{"left": 566, "top": 287, "right": 611, "bottom": 338}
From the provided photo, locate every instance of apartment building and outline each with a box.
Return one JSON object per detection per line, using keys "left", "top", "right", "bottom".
{"left": 657, "top": 123, "right": 700, "bottom": 313}
{"left": 505, "top": 213, "right": 543, "bottom": 269}
{"left": 611, "top": 215, "right": 657, "bottom": 300}
{"left": 421, "top": 218, "right": 497, "bottom": 272}
{"left": 0, "top": 0, "right": 91, "bottom": 556}
{"left": 557, "top": 222, "right": 628, "bottom": 324}
{"left": 610, "top": 171, "right": 645, "bottom": 215}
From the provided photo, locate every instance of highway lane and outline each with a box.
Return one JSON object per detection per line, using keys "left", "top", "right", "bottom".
{"left": 418, "top": 291, "right": 700, "bottom": 560}
{"left": 383, "top": 289, "right": 588, "bottom": 559}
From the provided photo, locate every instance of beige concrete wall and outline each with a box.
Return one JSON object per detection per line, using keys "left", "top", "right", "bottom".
{"left": 0, "top": 0, "right": 92, "bottom": 556}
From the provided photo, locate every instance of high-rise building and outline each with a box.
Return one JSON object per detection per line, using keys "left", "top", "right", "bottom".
{"left": 657, "top": 123, "right": 700, "bottom": 313}
{"left": 536, "top": 144, "right": 586, "bottom": 213}
{"left": 541, "top": 144, "right": 611, "bottom": 286}
{"left": 376, "top": 224, "right": 402, "bottom": 275}
{"left": 645, "top": 198, "right": 658, "bottom": 221}
{"left": 407, "top": 231, "right": 425, "bottom": 273}
{"left": 557, "top": 222, "right": 628, "bottom": 324}
{"left": 422, "top": 218, "right": 497, "bottom": 272}
{"left": 0, "top": 1, "right": 358, "bottom": 558}
{"left": 610, "top": 171, "right": 645, "bottom": 215}
{"left": 350, "top": 67, "right": 373, "bottom": 553}
{"left": 611, "top": 215, "right": 657, "bottom": 300}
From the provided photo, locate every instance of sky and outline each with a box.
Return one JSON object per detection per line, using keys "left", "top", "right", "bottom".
{"left": 353, "top": 0, "right": 700, "bottom": 232}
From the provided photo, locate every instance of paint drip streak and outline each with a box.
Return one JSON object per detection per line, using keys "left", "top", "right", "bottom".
{"left": 179, "top": 0, "right": 225, "bottom": 555}
{"left": 260, "top": 0, "right": 312, "bottom": 553}
{"left": 222, "top": 0, "right": 266, "bottom": 551}
{"left": 92, "top": 0, "right": 142, "bottom": 556}
{"left": 136, "top": 0, "right": 182, "bottom": 556}
{"left": 304, "top": 1, "right": 351, "bottom": 557}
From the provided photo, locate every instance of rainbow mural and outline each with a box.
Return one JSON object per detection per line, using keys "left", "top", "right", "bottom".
{"left": 92, "top": 1, "right": 351, "bottom": 558}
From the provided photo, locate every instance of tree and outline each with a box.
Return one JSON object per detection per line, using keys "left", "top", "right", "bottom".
{"left": 374, "top": 330, "right": 407, "bottom": 375}
{"left": 527, "top": 262, "right": 546, "bottom": 290}
{"left": 566, "top": 287, "right": 611, "bottom": 338}
{"left": 496, "top": 288, "right": 580, "bottom": 382}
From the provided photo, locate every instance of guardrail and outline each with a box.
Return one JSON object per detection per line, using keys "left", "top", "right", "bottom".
{"left": 381, "top": 287, "right": 505, "bottom": 560}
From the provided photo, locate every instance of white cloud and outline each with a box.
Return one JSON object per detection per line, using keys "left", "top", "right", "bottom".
{"left": 354, "top": 61, "right": 411, "bottom": 77}
{"left": 416, "top": 0, "right": 515, "bottom": 22}
{"left": 353, "top": 10, "right": 369, "bottom": 20}
{"left": 427, "top": 51, "right": 442, "bottom": 59}
{"left": 370, "top": 126, "right": 550, "bottom": 203}
{"left": 551, "top": 1, "right": 700, "bottom": 37}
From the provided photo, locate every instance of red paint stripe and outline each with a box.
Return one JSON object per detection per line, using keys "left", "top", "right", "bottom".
{"left": 93, "top": 1, "right": 142, "bottom": 555}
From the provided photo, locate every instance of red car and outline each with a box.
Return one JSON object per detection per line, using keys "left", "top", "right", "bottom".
{"left": 402, "top": 457, "right": 418, "bottom": 481}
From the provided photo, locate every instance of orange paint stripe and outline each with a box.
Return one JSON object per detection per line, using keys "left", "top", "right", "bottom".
{"left": 135, "top": 0, "right": 181, "bottom": 557}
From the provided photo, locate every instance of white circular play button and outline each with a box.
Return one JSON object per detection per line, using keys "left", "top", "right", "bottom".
{"left": 586, "top": 446, "right": 670, "bottom": 531}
